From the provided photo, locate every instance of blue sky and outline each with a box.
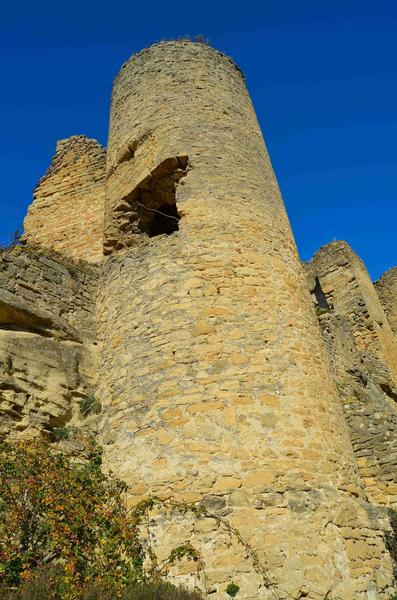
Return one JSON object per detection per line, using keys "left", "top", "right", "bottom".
{"left": 1, "top": 1, "right": 396, "bottom": 280}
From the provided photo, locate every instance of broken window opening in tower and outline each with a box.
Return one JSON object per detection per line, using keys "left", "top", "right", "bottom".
{"left": 313, "top": 276, "right": 331, "bottom": 310}
{"left": 113, "top": 155, "right": 188, "bottom": 246}
{"left": 134, "top": 199, "right": 180, "bottom": 237}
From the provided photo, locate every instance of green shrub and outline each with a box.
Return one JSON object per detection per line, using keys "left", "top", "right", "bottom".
{"left": 226, "top": 581, "right": 240, "bottom": 597}
{"left": 315, "top": 305, "right": 329, "bottom": 316}
{"left": 0, "top": 439, "right": 144, "bottom": 596}
{"left": 0, "top": 438, "right": 207, "bottom": 600}
{"left": 80, "top": 395, "right": 102, "bottom": 417}
{"left": 52, "top": 425, "right": 71, "bottom": 440}
{"left": 0, "top": 567, "right": 65, "bottom": 600}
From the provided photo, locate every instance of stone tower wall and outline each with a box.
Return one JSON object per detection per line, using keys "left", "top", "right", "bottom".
{"left": 98, "top": 42, "right": 393, "bottom": 599}
{"left": 306, "top": 242, "right": 397, "bottom": 387}
{"left": 24, "top": 136, "right": 106, "bottom": 263}
{"left": 376, "top": 267, "right": 397, "bottom": 336}
{"left": 305, "top": 242, "right": 397, "bottom": 507}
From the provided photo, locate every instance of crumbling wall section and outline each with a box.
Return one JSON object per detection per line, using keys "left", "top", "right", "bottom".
{"left": 306, "top": 242, "right": 397, "bottom": 507}
{"left": 24, "top": 136, "right": 106, "bottom": 263}
{"left": 0, "top": 246, "right": 99, "bottom": 437}
{"left": 376, "top": 267, "right": 397, "bottom": 336}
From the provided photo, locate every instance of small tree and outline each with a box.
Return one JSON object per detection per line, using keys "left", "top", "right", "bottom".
{"left": 0, "top": 230, "right": 22, "bottom": 253}
{"left": 0, "top": 438, "right": 145, "bottom": 595}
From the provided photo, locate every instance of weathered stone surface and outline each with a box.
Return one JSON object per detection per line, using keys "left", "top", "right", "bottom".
{"left": 24, "top": 136, "right": 106, "bottom": 263}
{"left": 96, "top": 42, "right": 395, "bottom": 599}
{"left": 1, "top": 40, "right": 396, "bottom": 600}
{"left": 376, "top": 267, "right": 397, "bottom": 335}
{"left": 0, "top": 247, "right": 98, "bottom": 437}
{"left": 305, "top": 241, "right": 397, "bottom": 509}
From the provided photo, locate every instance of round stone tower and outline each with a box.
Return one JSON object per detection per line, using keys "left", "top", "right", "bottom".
{"left": 98, "top": 41, "right": 393, "bottom": 599}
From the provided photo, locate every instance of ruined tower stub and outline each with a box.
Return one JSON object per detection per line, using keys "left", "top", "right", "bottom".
{"left": 98, "top": 42, "right": 393, "bottom": 598}
{"left": 24, "top": 136, "right": 106, "bottom": 263}
{"left": 306, "top": 242, "right": 397, "bottom": 386}
{"left": 306, "top": 242, "right": 397, "bottom": 508}
{"left": 376, "top": 267, "right": 397, "bottom": 336}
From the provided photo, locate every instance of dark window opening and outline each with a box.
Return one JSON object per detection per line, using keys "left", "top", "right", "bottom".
{"left": 313, "top": 276, "right": 331, "bottom": 310}
{"left": 111, "top": 156, "right": 187, "bottom": 249}
{"left": 144, "top": 202, "right": 180, "bottom": 237}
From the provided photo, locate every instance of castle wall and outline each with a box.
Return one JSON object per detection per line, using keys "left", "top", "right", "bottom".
{"left": 305, "top": 242, "right": 397, "bottom": 384}
{"left": 0, "top": 247, "right": 98, "bottom": 437}
{"left": 305, "top": 242, "right": 397, "bottom": 507}
{"left": 98, "top": 42, "right": 393, "bottom": 599}
{"left": 376, "top": 267, "right": 397, "bottom": 336}
{"left": 24, "top": 136, "right": 106, "bottom": 263}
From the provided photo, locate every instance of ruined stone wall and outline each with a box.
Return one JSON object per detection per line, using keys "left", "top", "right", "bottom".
{"left": 0, "top": 246, "right": 98, "bottom": 437}
{"left": 98, "top": 42, "right": 394, "bottom": 600}
{"left": 307, "top": 242, "right": 397, "bottom": 385}
{"left": 305, "top": 242, "right": 397, "bottom": 508}
{"left": 376, "top": 267, "right": 397, "bottom": 336}
{"left": 24, "top": 136, "right": 106, "bottom": 263}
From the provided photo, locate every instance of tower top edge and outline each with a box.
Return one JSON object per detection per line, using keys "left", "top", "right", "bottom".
{"left": 55, "top": 135, "right": 106, "bottom": 153}
{"left": 114, "top": 40, "right": 245, "bottom": 82}
{"left": 375, "top": 264, "right": 397, "bottom": 285}
{"left": 305, "top": 240, "right": 355, "bottom": 264}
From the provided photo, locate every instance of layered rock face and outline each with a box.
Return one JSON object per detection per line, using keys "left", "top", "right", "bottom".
{"left": 0, "top": 247, "right": 98, "bottom": 437}
{"left": 376, "top": 268, "right": 397, "bottom": 336}
{"left": 0, "top": 40, "right": 396, "bottom": 600}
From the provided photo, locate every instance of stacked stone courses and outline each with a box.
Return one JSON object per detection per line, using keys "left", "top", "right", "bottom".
{"left": 306, "top": 242, "right": 397, "bottom": 509}
{"left": 24, "top": 136, "right": 106, "bottom": 263}
{"left": 98, "top": 42, "right": 395, "bottom": 599}
{"left": 1, "top": 40, "right": 397, "bottom": 599}
{"left": 306, "top": 242, "right": 397, "bottom": 385}
{"left": 376, "top": 267, "right": 397, "bottom": 336}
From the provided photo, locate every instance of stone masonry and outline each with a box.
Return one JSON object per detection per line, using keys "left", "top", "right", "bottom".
{"left": 376, "top": 268, "right": 397, "bottom": 336}
{"left": 1, "top": 40, "right": 396, "bottom": 600}
{"left": 305, "top": 242, "right": 397, "bottom": 508}
{"left": 24, "top": 136, "right": 106, "bottom": 263}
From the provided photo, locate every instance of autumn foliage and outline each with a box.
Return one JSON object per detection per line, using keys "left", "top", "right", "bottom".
{"left": 0, "top": 438, "right": 146, "bottom": 596}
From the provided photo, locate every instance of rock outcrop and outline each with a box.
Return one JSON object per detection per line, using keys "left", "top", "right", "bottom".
{"left": 0, "top": 246, "right": 98, "bottom": 437}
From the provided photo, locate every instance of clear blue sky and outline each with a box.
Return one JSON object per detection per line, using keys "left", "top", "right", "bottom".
{"left": 1, "top": 1, "right": 396, "bottom": 280}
